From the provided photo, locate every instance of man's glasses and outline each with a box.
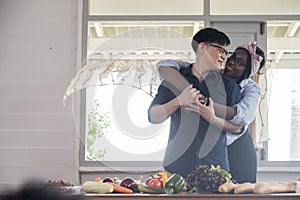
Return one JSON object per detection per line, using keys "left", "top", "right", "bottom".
{"left": 205, "top": 42, "right": 230, "bottom": 57}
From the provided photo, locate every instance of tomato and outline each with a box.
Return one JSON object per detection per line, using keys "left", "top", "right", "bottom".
{"left": 146, "top": 178, "right": 164, "bottom": 188}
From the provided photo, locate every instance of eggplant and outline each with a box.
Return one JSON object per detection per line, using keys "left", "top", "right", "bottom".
{"left": 120, "top": 177, "right": 138, "bottom": 193}
{"left": 102, "top": 177, "right": 113, "bottom": 183}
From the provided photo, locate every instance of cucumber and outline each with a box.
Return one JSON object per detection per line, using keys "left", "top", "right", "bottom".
{"left": 165, "top": 173, "right": 185, "bottom": 193}
{"left": 173, "top": 179, "right": 185, "bottom": 193}
{"left": 137, "top": 184, "right": 174, "bottom": 194}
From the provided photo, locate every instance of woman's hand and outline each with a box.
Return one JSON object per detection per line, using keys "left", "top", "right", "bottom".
{"left": 185, "top": 98, "right": 217, "bottom": 122}
{"left": 199, "top": 98, "right": 216, "bottom": 122}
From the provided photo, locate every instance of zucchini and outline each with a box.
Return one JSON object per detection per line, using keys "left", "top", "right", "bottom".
{"left": 82, "top": 181, "right": 114, "bottom": 193}
{"left": 137, "top": 184, "right": 174, "bottom": 194}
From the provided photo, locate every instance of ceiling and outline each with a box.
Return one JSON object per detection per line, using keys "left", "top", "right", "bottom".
{"left": 87, "top": 20, "right": 300, "bottom": 68}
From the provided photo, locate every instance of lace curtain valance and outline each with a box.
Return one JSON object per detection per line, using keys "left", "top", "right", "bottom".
{"left": 63, "top": 59, "right": 161, "bottom": 105}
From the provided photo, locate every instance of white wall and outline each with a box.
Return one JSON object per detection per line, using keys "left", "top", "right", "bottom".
{"left": 0, "top": 0, "right": 79, "bottom": 190}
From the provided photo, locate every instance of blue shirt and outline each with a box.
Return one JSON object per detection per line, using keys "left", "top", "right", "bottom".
{"left": 148, "top": 66, "right": 241, "bottom": 177}
{"left": 227, "top": 78, "right": 261, "bottom": 145}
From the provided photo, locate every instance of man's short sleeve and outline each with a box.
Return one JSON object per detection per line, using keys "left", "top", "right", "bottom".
{"left": 147, "top": 81, "right": 180, "bottom": 122}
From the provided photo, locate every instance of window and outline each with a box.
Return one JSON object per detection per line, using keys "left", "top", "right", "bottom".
{"left": 83, "top": 21, "right": 203, "bottom": 167}
{"left": 267, "top": 69, "right": 300, "bottom": 161}
{"left": 258, "top": 21, "right": 300, "bottom": 164}
{"left": 210, "top": 0, "right": 300, "bottom": 15}
{"left": 88, "top": 0, "right": 203, "bottom": 15}
{"left": 85, "top": 77, "right": 170, "bottom": 162}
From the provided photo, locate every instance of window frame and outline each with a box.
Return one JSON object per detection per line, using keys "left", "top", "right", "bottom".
{"left": 79, "top": 0, "right": 300, "bottom": 173}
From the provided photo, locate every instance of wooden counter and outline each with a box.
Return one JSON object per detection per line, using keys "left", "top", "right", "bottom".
{"left": 84, "top": 192, "right": 300, "bottom": 200}
{"left": 2, "top": 189, "right": 299, "bottom": 200}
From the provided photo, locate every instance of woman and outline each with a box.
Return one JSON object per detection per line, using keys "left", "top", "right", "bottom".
{"left": 156, "top": 41, "right": 265, "bottom": 183}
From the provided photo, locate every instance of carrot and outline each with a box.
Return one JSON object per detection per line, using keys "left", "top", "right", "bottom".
{"left": 109, "top": 183, "right": 134, "bottom": 194}
{"left": 94, "top": 177, "right": 101, "bottom": 182}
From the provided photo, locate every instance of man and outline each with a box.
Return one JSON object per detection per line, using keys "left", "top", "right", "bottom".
{"left": 148, "top": 28, "right": 241, "bottom": 177}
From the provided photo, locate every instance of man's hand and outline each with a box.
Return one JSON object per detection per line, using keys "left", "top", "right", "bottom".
{"left": 176, "top": 84, "right": 202, "bottom": 107}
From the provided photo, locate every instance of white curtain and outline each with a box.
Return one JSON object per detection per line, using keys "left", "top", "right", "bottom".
{"left": 249, "top": 60, "right": 274, "bottom": 149}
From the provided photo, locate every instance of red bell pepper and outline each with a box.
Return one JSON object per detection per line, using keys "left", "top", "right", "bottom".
{"left": 145, "top": 175, "right": 164, "bottom": 188}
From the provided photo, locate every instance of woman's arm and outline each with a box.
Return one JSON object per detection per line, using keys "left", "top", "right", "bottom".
{"left": 157, "top": 63, "right": 261, "bottom": 127}
{"left": 156, "top": 61, "right": 262, "bottom": 136}
{"left": 185, "top": 98, "right": 243, "bottom": 134}
{"left": 156, "top": 59, "right": 191, "bottom": 72}
{"left": 212, "top": 117, "right": 242, "bottom": 134}
{"left": 157, "top": 62, "right": 238, "bottom": 120}
{"left": 214, "top": 102, "right": 237, "bottom": 120}
{"left": 201, "top": 81, "right": 261, "bottom": 132}
{"left": 230, "top": 80, "right": 261, "bottom": 126}
{"left": 156, "top": 60, "right": 191, "bottom": 91}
